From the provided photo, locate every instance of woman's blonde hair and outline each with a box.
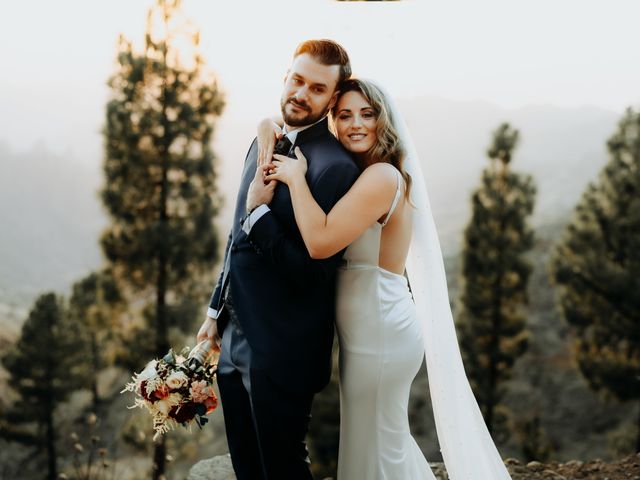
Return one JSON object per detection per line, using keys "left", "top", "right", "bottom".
{"left": 331, "top": 79, "right": 413, "bottom": 201}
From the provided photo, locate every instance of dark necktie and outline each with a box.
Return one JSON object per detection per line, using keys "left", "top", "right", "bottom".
{"left": 273, "top": 135, "right": 294, "bottom": 157}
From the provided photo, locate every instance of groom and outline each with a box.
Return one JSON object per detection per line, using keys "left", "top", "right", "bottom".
{"left": 197, "top": 39, "right": 359, "bottom": 479}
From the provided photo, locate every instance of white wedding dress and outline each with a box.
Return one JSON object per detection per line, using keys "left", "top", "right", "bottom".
{"left": 332, "top": 81, "right": 512, "bottom": 480}
{"left": 336, "top": 169, "right": 438, "bottom": 480}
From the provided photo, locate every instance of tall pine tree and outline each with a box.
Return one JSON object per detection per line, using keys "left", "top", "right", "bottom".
{"left": 457, "top": 123, "right": 535, "bottom": 436}
{"left": 101, "top": 1, "right": 224, "bottom": 477}
{"left": 1, "top": 293, "right": 89, "bottom": 480}
{"left": 68, "top": 269, "right": 122, "bottom": 408}
{"left": 552, "top": 107, "right": 640, "bottom": 452}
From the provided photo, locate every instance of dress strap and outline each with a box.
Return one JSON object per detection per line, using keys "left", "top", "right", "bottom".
{"left": 381, "top": 168, "right": 402, "bottom": 227}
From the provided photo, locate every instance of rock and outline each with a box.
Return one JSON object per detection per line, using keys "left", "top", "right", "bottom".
{"left": 505, "top": 457, "right": 522, "bottom": 466}
{"left": 563, "top": 460, "right": 584, "bottom": 469}
{"left": 184, "top": 453, "right": 640, "bottom": 480}
{"left": 541, "top": 469, "right": 566, "bottom": 479}
{"left": 527, "top": 460, "right": 545, "bottom": 472}
{"left": 186, "top": 454, "right": 235, "bottom": 480}
{"left": 428, "top": 462, "right": 449, "bottom": 480}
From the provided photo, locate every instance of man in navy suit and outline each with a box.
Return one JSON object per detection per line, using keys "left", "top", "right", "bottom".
{"left": 197, "top": 39, "right": 359, "bottom": 480}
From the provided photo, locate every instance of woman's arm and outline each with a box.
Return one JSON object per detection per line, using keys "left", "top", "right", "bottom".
{"left": 257, "top": 115, "right": 284, "bottom": 166}
{"left": 268, "top": 149, "right": 399, "bottom": 259}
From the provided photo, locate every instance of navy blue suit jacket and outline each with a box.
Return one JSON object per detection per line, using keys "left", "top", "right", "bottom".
{"left": 209, "top": 118, "right": 360, "bottom": 393}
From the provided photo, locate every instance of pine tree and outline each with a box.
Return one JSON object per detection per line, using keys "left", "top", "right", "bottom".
{"left": 1, "top": 293, "right": 89, "bottom": 480}
{"left": 457, "top": 123, "right": 536, "bottom": 435}
{"left": 101, "top": 1, "right": 224, "bottom": 477}
{"left": 552, "top": 107, "right": 640, "bottom": 451}
{"left": 68, "top": 269, "right": 122, "bottom": 408}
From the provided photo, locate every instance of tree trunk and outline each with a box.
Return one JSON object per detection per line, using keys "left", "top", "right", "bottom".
{"left": 486, "top": 172, "right": 508, "bottom": 435}
{"left": 153, "top": 21, "right": 171, "bottom": 479}
{"left": 91, "top": 331, "right": 100, "bottom": 408}
{"left": 153, "top": 437, "right": 166, "bottom": 480}
{"left": 636, "top": 400, "right": 640, "bottom": 453}
{"left": 45, "top": 397, "right": 57, "bottom": 480}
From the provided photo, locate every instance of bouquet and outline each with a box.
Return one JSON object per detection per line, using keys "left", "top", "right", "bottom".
{"left": 121, "top": 339, "right": 218, "bottom": 440}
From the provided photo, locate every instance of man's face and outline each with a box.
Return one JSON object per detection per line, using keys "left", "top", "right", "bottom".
{"left": 280, "top": 53, "right": 341, "bottom": 127}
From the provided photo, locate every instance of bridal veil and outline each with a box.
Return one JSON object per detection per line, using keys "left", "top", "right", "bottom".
{"left": 374, "top": 81, "right": 513, "bottom": 479}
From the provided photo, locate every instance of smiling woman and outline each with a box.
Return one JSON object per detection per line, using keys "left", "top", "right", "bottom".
{"left": 334, "top": 90, "right": 377, "bottom": 154}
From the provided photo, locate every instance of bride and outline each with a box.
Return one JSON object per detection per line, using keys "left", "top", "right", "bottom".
{"left": 252, "top": 78, "right": 512, "bottom": 479}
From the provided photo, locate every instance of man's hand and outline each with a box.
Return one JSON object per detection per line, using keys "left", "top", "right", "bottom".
{"left": 246, "top": 164, "right": 277, "bottom": 213}
{"left": 197, "top": 316, "right": 221, "bottom": 353}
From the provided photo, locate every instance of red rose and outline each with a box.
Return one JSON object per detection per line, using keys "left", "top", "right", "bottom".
{"left": 169, "top": 402, "right": 197, "bottom": 424}
{"left": 154, "top": 384, "right": 170, "bottom": 400}
{"left": 204, "top": 393, "right": 218, "bottom": 414}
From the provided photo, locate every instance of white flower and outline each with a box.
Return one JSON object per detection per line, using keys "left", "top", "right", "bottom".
{"left": 138, "top": 360, "right": 158, "bottom": 382}
{"left": 165, "top": 371, "right": 189, "bottom": 390}
{"left": 152, "top": 393, "right": 182, "bottom": 417}
{"left": 155, "top": 399, "right": 171, "bottom": 416}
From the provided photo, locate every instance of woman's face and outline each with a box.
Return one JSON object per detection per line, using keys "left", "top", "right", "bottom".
{"left": 335, "top": 90, "right": 377, "bottom": 155}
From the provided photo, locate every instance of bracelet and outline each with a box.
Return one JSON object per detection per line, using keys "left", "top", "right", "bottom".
{"left": 246, "top": 204, "right": 258, "bottom": 216}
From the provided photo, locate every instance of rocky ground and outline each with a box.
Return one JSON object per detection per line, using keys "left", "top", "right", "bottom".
{"left": 188, "top": 452, "right": 640, "bottom": 480}
{"left": 501, "top": 453, "right": 640, "bottom": 480}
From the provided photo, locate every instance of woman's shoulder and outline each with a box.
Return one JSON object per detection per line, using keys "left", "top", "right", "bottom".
{"left": 356, "top": 162, "right": 401, "bottom": 194}
{"left": 360, "top": 162, "right": 401, "bottom": 184}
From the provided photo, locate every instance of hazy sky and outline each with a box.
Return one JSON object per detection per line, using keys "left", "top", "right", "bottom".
{"left": 1, "top": 0, "right": 639, "bottom": 163}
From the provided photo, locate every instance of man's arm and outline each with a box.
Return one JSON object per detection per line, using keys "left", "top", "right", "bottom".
{"left": 246, "top": 161, "right": 360, "bottom": 283}
{"left": 207, "top": 230, "right": 232, "bottom": 314}
{"left": 196, "top": 230, "right": 232, "bottom": 352}
{"left": 206, "top": 138, "right": 259, "bottom": 312}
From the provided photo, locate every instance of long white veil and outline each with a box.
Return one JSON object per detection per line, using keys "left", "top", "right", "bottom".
{"left": 375, "top": 81, "right": 513, "bottom": 479}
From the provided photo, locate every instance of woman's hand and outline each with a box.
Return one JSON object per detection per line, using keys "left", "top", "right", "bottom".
{"left": 246, "top": 164, "right": 277, "bottom": 212}
{"left": 267, "top": 147, "right": 308, "bottom": 185}
{"left": 257, "top": 119, "right": 283, "bottom": 166}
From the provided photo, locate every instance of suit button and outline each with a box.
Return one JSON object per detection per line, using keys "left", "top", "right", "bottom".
{"left": 231, "top": 245, "right": 238, "bottom": 252}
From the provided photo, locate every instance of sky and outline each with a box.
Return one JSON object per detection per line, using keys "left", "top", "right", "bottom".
{"left": 1, "top": 0, "right": 639, "bottom": 176}
{"left": 0, "top": 0, "right": 638, "bottom": 302}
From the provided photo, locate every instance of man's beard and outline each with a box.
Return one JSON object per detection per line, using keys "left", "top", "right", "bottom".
{"left": 281, "top": 97, "right": 329, "bottom": 127}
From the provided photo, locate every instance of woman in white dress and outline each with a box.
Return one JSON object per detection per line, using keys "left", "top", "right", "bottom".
{"left": 256, "top": 79, "right": 512, "bottom": 480}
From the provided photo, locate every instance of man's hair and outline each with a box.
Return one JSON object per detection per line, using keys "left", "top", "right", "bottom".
{"left": 293, "top": 39, "right": 352, "bottom": 85}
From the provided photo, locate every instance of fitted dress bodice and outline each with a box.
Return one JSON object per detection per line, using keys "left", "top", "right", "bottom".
{"left": 334, "top": 168, "right": 436, "bottom": 479}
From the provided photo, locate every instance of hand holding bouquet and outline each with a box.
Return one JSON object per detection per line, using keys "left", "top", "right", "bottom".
{"left": 121, "top": 340, "right": 218, "bottom": 440}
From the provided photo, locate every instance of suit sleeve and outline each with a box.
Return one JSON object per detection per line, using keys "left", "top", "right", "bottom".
{"left": 207, "top": 230, "right": 232, "bottom": 312}
{"left": 247, "top": 161, "right": 360, "bottom": 283}
{"left": 206, "top": 139, "right": 258, "bottom": 313}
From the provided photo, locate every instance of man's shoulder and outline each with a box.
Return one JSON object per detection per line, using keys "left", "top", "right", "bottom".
{"left": 304, "top": 132, "right": 355, "bottom": 167}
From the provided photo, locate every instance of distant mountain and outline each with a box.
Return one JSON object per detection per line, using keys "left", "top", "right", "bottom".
{"left": 0, "top": 141, "right": 105, "bottom": 307}
{"left": 0, "top": 98, "right": 622, "bottom": 310}
{"left": 397, "top": 97, "right": 619, "bottom": 251}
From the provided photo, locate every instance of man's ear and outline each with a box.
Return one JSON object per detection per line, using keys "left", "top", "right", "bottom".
{"left": 328, "top": 90, "right": 340, "bottom": 111}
